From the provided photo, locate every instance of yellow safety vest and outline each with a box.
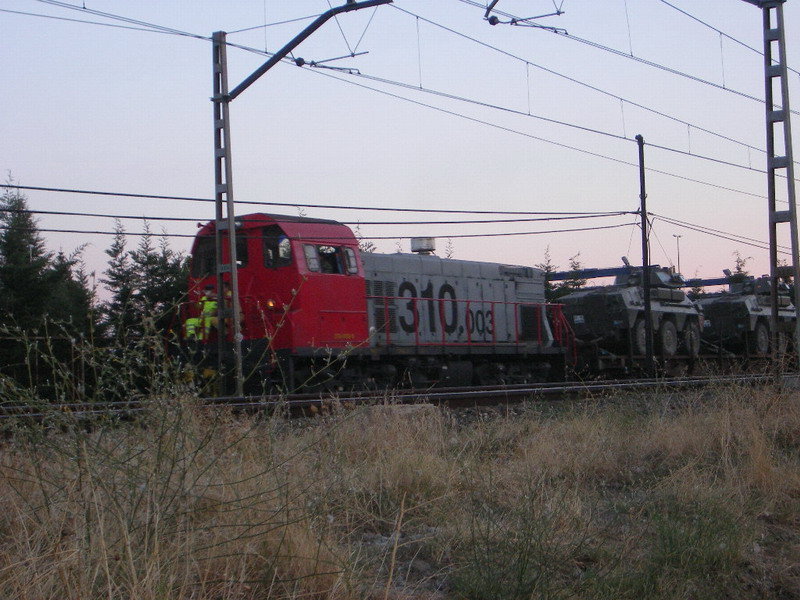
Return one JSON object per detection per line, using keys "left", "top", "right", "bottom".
{"left": 200, "top": 295, "right": 218, "bottom": 316}
{"left": 184, "top": 317, "right": 202, "bottom": 340}
{"left": 199, "top": 295, "right": 218, "bottom": 336}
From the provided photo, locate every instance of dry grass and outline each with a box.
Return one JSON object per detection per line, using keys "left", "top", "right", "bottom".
{"left": 2, "top": 384, "right": 800, "bottom": 599}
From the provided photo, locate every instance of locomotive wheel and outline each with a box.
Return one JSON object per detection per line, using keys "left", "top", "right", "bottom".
{"left": 749, "top": 321, "right": 770, "bottom": 356}
{"left": 632, "top": 318, "right": 647, "bottom": 356}
{"left": 682, "top": 319, "right": 701, "bottom": 357}
{"left": 658, "top": 320, "right": 678, "bottom": 357}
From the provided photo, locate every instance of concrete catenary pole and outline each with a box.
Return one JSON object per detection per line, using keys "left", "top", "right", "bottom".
{"left": 636, "top": 135, "right": 655, "bottom": 377}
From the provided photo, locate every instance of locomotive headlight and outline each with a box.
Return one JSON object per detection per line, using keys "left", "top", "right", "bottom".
{"left": 265, "top": 299, "right": 277, "bottom": 310}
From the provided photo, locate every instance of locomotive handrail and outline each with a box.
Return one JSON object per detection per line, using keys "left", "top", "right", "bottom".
{"left": 537, "top": 305, "right": 543, "bottom": 346}
{"left": 547, "top": 304, "right": 577, "bottom": 362}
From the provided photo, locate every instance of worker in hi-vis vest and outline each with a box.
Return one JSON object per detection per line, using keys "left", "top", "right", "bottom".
{"left": 183, "top": 315, "right": 203, "bottom": 341}
{"left": 198, "top": 285, "right": 218, "bottom": 339}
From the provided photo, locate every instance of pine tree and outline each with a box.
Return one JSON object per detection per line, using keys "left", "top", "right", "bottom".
{"left": 46, "top": 249, "right": 94, "bottom": 334}
{"left": 0, "top": 183, "right": 96, "bottom": 390}
{"left": 101, "top": 221, "right": 188, "bottom": 340}
{"left": 135, "top": 230, "right": 188, "bottom": 333}
{"left": 131, "top": 225, "right": 188, "bottom": 327}
{"left": 730, "top": 250, "right": 752, "bottom": 283}
{"left": 536, "top": 246, "right": 559, "bottom": 302}
{"left": 129, "top": 222, "right": 158, "bottom": 316}
{"left": 444, "top": 238, "right": 455, "bottom": 259}
{"left": 0, "top": 184, "right": 52, "bottom": 330}
{"left": 562, "top": 252, "right": 587, "bottom": 290}
{"left": 547, "top": 252, "right": 586, "bottom": 301}
{"left": 101, "top": 220, "right": 137, "bottom": 340}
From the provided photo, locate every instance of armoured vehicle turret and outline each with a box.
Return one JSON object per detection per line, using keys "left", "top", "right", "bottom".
{"left": 553, "top": 262, "right": 702, "bottom": 358}
{"left": 694, "top": 273, "right": 795, "bottom": 356}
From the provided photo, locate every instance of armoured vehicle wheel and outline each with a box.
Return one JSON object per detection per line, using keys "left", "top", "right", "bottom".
{"left": 658, "top": 319, "right": 678, "bottom": 357}
{"left": 749, "top": 321, "right": 770, "bottom": 356}
{"left": 632, "top": 318, "right": 647, "bottom": 355}
{"left": 682, "top": 319, "right": 701, "bottom": 357}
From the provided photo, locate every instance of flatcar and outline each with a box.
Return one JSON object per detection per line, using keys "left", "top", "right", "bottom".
{"left": 184, "top": 213, "right": 574, "bottom": 392}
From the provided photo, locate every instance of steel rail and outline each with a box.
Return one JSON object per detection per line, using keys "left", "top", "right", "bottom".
{"left": 1, "top": 374, "right": 794, "bottom": 421}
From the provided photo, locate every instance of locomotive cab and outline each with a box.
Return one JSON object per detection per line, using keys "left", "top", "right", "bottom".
{"left": 187, "top": 214, "right": 369, "bottom": 357}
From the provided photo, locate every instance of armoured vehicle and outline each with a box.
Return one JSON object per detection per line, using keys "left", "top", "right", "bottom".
{"left": 555, "top": 262, "right": 702, "bottom": 358}
{"left": 694, "top": 274, "right": 795, "bottom": 356}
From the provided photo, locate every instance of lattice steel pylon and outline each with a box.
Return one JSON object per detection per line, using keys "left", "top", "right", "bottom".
{"left": 211, "top": 31, "right": 244, "bottom": 397}
{"left": 745, "top": 0, "right": 800, "bottom": 370}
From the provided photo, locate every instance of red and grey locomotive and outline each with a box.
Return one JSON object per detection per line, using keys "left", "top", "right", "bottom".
{"left": 185, "top": 213, "right": 574, "bottom": 391}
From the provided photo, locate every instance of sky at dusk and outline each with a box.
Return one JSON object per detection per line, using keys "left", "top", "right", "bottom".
{"left": 2, "top": 0, "right": 799, "bottom": 288}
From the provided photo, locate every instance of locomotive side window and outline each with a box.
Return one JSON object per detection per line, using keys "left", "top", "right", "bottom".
{"left": 317, "top": 246, "right": 342, "bottom": 274}
{"left": 263, "top": 225, "right": 292, "bottom": 268}
{"left": 344, "top": 247, "right": 358, "bottom": 274}
{"left": 304, "top": 245, "right": 321, "bottom": 272}
{"left": 190, "top": 235, "right": 248, "bottom": 276}
{"left": 191, "top": 237, "right": 216, "bottom": 277}
{"left": 303, "top": 244, "right": 356, "bottom": 275}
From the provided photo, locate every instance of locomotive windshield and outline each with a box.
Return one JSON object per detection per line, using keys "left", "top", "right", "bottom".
{"left": 191, "top": 237, "right": 216, "bottom": 278}
{"left": 190, "top": 234, "right": 249, "bottom": 277}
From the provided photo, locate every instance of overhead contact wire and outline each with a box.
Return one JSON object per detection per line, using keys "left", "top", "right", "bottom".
{"left": 651, "top": 216, "right": 786, "bottom": 254}
{"left": 32, "top": 0, "right": 210, "bottom": 40}
{"left": 0, "top": 8, "right": 198, "bottom": 35}
{"left": 0, "top": 184, "right": 629, "bottom": 216}
{"left": 454, "top": 0, "right": 800, "bottom": 117}
{"left": 384, "top": 6, "right": 798, "bottom": 174}
{"left": 11, "top": 5, "right": 788, "bottom": 200}
{"left": 657, "top": 0, "right": 800, "bottom": 78}
{"left": 0, "top": 221, "right": 638, "bottom": 240}
{"left": 0, "top": 206, "right": 633, "bottom": 225}
{"left": 297, "top": 65, "right": 771, "bottom": 200}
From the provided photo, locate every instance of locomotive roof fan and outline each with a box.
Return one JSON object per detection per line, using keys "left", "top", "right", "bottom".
{"left": 411, "top": 237, "right": 436, "bottom": 255}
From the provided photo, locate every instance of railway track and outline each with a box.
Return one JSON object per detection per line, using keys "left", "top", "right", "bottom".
{"left": 1, "top": 373, "right": 796, "bottom": 422}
